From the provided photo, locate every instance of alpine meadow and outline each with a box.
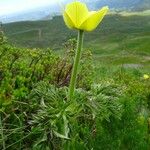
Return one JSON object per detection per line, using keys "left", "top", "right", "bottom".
{"left": 0, "top": 0, "right": 150, "bottom": 149}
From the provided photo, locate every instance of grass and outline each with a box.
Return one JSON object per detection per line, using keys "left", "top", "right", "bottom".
{"left": 1, "top": 11, "right": 150, "bottom": 149}
{"left": 3, "top": 13, "right": 150, "bottom": 80}
{"left": 3, "top": 13, "right": 150, "bottom": 53}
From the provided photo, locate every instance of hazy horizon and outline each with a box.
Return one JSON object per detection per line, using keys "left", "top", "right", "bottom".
{"left": 0, "top": 0, "right": 63, "bottom": 17}
{"left": 0, "top": 0, "right": 149, "bottom": 23}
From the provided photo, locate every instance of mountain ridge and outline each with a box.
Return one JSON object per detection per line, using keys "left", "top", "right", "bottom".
{"left": 0, "top": 0, "right": 150, "bottom": 23}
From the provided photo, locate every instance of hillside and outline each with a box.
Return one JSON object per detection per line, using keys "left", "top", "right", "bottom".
{"left": 3, "top": 14, "right": 150, "bottom": 54}
{"left": 1, "top": 2, "right": 150, "bottom": 149}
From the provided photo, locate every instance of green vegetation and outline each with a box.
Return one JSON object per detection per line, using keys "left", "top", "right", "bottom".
{"left": 3, "top": 14, "right": 150, "bottom": 52}
{"left": 3, "top": 13, "right": 150, "bottom": 76}
{"left": 0, "top": 13, "right": 150, "bottom": 149}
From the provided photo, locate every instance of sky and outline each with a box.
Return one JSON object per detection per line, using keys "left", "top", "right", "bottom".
{"left": 0, "top": 0, "right": 61, "bottom": 16}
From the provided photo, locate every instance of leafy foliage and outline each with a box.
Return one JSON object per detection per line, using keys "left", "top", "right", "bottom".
{"left": 27, "top": 80, "right": 123, "bottom": 149}
{"left": 0, "top": 33, "right": 150, "bottom": 149}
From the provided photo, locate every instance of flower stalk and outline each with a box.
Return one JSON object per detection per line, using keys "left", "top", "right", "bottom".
{"left": 68, "top": 30, "right": 84, "bottom": 100}
{"left": 63, "top": 1, "right": 109, "bottom": 100}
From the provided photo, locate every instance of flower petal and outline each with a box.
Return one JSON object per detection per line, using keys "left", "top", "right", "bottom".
{"left": 64, "top": 1, "right": 89, "bottom": 29}
{"left": 80, "top": 6, "right": 109, "bottom": 31}
{"left": 63, "top": 11, "right": 75, "bottom": 29}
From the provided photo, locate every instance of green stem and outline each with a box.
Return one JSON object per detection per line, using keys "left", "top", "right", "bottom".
{"left": 68, "top": 30, "right": 84, "bottom": 100}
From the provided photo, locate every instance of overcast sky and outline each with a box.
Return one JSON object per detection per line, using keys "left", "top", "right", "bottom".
{"left": 0, "top": 0, "right": 64, "bottom": 16}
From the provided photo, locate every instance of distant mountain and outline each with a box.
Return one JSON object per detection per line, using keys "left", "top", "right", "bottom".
{"left": 86, "top": 0, "right": 150, "bottom": 10}
{"left": 0, "top": 0, "right": 150, "bottom": 23}
{"left": 1, "top": 11, "right": 50, "bottom": 23}
{"left": 134, "top": 0, "right": 150, "bottom": 11}
{"left": 0, "top": 4, "right": 60, "bottom": 23}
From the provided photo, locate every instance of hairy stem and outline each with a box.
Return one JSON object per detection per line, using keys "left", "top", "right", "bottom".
{"left": 68, "top": 30, "right": 84, "bottom": 100}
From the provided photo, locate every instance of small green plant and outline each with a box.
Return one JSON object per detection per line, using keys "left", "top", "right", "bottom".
{"left": 27, "top": 80, "right": 123, "bottom": 149}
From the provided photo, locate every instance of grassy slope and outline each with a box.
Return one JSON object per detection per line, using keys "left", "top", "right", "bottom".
{"left": 3, "top": 14, "right": 150, "bottom": 80}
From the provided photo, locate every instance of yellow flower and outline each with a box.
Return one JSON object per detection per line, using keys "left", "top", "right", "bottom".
{"left": 63, "top": 1, "right": 109, "bottom": 31}
{"left": 143, "top": 74, "right": 149, "bottom": 80}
